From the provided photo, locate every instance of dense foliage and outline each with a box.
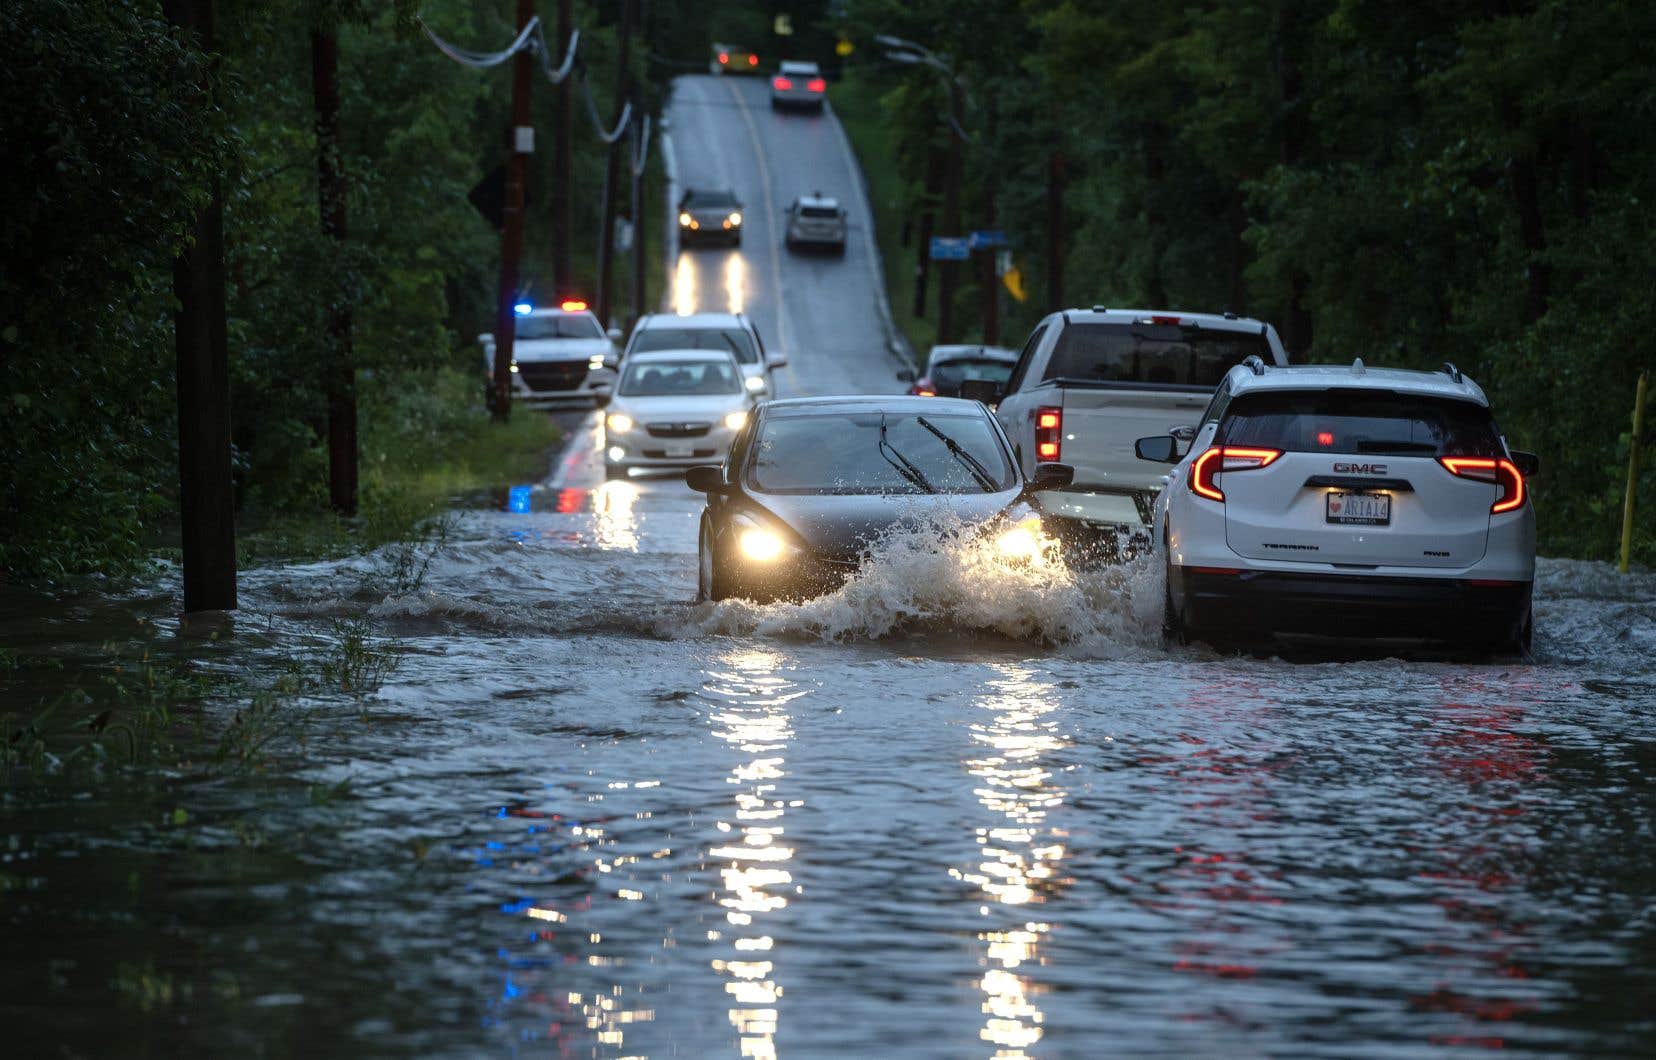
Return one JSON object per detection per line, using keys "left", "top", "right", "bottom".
{"left": 1, "top": 0, "right": 650, "bottom": 582}
{"left": 842, "top": 0, "right": 1655, "bottom": 561}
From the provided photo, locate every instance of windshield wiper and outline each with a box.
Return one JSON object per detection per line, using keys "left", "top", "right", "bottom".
{"left": 915, "top": 415, "right": 997, "bottom": 492}
{"left": 878, "top": 413, "right": 936, "bottom": 493}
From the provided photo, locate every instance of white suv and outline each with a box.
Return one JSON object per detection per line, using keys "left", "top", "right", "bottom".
{"left": 619, "top": 312, "right": 787, "bottom": 398}
{"left": 1139, "top": 360, "right": 1538, "bottom": 653}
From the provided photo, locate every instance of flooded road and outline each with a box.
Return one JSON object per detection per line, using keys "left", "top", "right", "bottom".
{"left": 5, "top": 76, "right": 1656, "bottom": 1057}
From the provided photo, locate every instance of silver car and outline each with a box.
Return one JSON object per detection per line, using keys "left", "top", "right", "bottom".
{"left": 770, "top": 60, "right": 826, "bottom": 110}
{"left": 783, "top": 193, "right": 847, "bottom": 253}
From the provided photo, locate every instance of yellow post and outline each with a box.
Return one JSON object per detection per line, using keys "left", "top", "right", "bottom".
{"left": 1622, "top": 371, "right": 1649, "bottom": 574}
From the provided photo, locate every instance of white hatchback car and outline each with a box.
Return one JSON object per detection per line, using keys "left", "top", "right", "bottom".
{"left": 599, "top": 349, "right": 754, "bottom": 480}
{"left": 1139, "top": 360, "right": 1539, "bottom": 652}
{"left": 770, "top": 61, "right": 826, "bottom": 110}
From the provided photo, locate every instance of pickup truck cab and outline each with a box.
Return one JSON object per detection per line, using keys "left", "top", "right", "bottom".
{"left": 988, "top": 307, "right": 1288, "bottom": 529}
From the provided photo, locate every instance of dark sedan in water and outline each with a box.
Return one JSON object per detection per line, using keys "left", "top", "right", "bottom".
{"left": 687, "top": 396, "right": 1073, "bottom": 601}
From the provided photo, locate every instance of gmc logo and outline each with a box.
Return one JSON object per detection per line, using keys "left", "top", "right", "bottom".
{"left": 1333, "top": 461, "right": 1387, "bottom": 474}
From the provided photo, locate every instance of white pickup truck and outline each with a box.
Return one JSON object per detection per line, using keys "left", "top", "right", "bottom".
{"left": 985, "top": 307, "right": 1289, "bottom": 530}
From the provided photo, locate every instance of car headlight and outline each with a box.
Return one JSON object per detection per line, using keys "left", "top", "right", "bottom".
{"left": 606, "top": 413, "right": 633, "bottom": 433}
{"left": 728, "top": 211, "right": 742, "bottom": 227}
{"left": 739, "top": 527, "right": 786, "bottom": 562}
{"left": 723, "top": 410, "right": 749, "bottom": 431}
{"left": 995, "top": 517, "right": 1044, "bottom": 559}
{"left": 679, "top": 211, "right": 692, "bottom": 227}
{"left": 588, "top": 356, "right": 605, "bottom": 370}
{"left": 744, "top": 376, "right": 766, "bottom": 393}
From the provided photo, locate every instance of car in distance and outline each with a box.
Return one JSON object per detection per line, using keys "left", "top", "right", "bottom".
{"left": 711, "top": 42, "right": 761, "bottom": 74}
{"left": 771, "top": 61, "right": 827, "bottom": 110}
{"left": 1138, "top": 360, "right": 1538, "bottom": 653}
{"left": 478, "top": 299, "right": 620, "bottom": 409}
{"left": 783, "top": 193, "right": 847, "bottom": 253}
{"left": 599, "top": 349, "right": 754, "bottom": 480}
{"left": 621, "top": 312, "right": 787, "bottom": 399}
{"left": 986, "top": 308, "right": 1289, "bottom": 532}
{"left": 899, "top": 344, "right": 1017, "bottom": 398}
{"left": 687, "top": 395, "right": 1074, "bottom": 602}
{"left": 677, "top": 188, "right": 744, "bottom": 247}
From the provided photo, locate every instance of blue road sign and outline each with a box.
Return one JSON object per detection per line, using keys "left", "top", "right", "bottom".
{"left": 968, "top": 229, "right": 1007, "bottom": 249}
{"left": 929, "top": 236, "right": 970, "bottom": 261}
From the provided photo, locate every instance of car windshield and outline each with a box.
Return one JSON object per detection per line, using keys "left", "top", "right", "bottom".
{"left": 746, "top": 411, "right": 1016, "bottom": 495}
{"left": 1043, "top": 323, "right": 1270, "bottom": 388}
{"left": 685, "top": 190, "right": 737, "bottom": 209}
{"left": 618, "top": 359, "right": 742, "bottom": 397}
{"left": 930, "top": 358, "right": 1014, "bottom": 387}
{"left": 1219, "top": 390, "right": 1503, "bottom": 457}
{"left": 516, "top": 314, "right": 602, "bottom": 340}
{"left": 799, "top": 205, "right": 839, "bottom": 219}
{"left": 633, "top": 327, "right": 759, "bottom": 364}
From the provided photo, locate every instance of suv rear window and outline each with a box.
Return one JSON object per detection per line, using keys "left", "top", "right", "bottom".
{"left": 799, "top": 205, "right": 838, "bottom": 218}
{"left": 633, "top": 326, "right": 758, "bottom": 364}
{"left": 1042, "top": 323, "right": 1268, "bottom": 388}
{"left": 1219, "top": 390, "right": 1502, "bottom": 457}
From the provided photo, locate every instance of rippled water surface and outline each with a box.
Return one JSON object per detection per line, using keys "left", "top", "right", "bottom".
{"left": 5, "top": 473, "right": 1654, "bottom": 1058}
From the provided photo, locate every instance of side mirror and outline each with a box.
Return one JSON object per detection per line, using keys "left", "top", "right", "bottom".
{"left": 959, "top": 378, "right": 1003, "bottom": 405}
{"left": 765, "top": 352, "right": 789, "bottom": 369}
{"left": 1028, "top": 462, "right": 1074, "bottom": 491}
{"left": 591, "top": 385, "right": 613, "bottom": 409}
{"left": 685, "top": 465, "right": 726, "bottom": 493}
{"left": 1511, "top": 450, "right": 1540, "bottom": 477}
{"left": 607, "top": 327, "right": 623, "bottom": 342}
{"left": 895, "top": 368, "right": 916, "bottom": 383}
{"left": 1135, "top": 435, "right": 1179, "bottom": 463}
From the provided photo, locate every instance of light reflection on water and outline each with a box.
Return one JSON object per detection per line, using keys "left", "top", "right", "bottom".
{"left": 704, "top": 649, "right": 806, "bottom": 1058}
{"left": 959, "top": 665, "right": 1070, "bottom": 1057}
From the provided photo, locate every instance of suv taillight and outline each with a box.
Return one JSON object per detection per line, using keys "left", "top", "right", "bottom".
{"left": 1189, "top": 446, "right": 1281, "bottom": 502}
{"left": 773, "top": 76, "right": 793, "bottom": 90}
{"left": 1438, "top": 456, "right": 1525, "bottom": 513}
{"left": 807, "top": 78, "right": 826, "bottom": 92}
{"left": 1035, "top": 406, "right": 1062, "bottom": 460}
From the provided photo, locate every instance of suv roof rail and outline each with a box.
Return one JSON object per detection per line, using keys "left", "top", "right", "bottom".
{"left": 1091, "top": 305, "right": 1108, "bottom": 312}
{"left": 1242, "top": 354, "right": 1268, "bottom": 375}
{"left": 1440, "top": 361, "right": 1463, "bottom": 383}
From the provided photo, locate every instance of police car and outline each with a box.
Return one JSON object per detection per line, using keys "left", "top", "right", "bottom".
{"left": 1138, "top": 359, "right": 1539, "bottom": 653}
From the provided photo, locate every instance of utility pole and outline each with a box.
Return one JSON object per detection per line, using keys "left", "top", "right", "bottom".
{"left": 913, "top": 146, "right": 942, "bottom": 320}
{"left": 630, "top": 92, "right": 646, "bottom": 330}
{"left": 491, "top": 0, "right": 535, "bottom": 422}
{"left": 551, "top": 0, "right": 573, "bottom": 293}
{"left": 597, "top": 0, "right": 636, "bottom": 329}
{"left": 1046, "top": 146, "right": 1065, "bottom": 313}
{"left": 311, "top": 23, "right": 356, "bottom": 515}
{"left": 980, "top": 188, "right": 999, "bottom": 345}
{"left": 163, "top": 0, "right": 236, "bottom": 614}
{"left": 936, "top": 78, "right": 964, "bottom": 343}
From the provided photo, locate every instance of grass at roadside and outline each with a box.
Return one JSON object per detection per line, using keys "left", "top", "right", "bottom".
{"left": 832, "top": 72, "right": 933, "bottom": 363}
{"left": 235, "top": 367, "right": 561, "bottom": 567}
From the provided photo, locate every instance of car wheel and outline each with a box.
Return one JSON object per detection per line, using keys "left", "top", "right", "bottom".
{"left": 698, "top": 518, "right": 736, "bottom": 602}
{"left": 1499, "top": 605, "right": 1534, "bottom": 658}
{"left": 1162, "top": 557, "right": 1188, "bottom": 646}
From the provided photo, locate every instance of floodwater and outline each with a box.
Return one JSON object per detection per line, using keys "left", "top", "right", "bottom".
{"left": 3, "top": 477, "right": 1654, "bottom": 1057}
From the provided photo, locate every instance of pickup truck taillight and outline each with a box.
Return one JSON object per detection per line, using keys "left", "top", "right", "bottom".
{"left": 1190, "top": 446, "right": 1281, "bottom": 502}
{"left": 1439, "top": 456, "right": 1525, "bottom": 512}
{"left": 1035, "top": 406, "right": 1062, "bottom": 460}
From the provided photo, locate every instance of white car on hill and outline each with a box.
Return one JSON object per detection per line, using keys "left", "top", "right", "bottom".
{"left": 599, "top": 349, "right": 755, "bottom": 480}
{"left": 1138, "top": 359, "right": 1539, "bottom": 652}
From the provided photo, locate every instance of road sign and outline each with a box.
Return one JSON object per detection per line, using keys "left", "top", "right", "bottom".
{"left": 468, "top": 165, "right": 533, "bottom": 231}
{"left": 1003, "top": 265, "right": 1027, "bottom": 303}
{"left": 968, "top": 229, "right": 1007, "bottom": 249}
{"left": 929, "top": 236, "right": 970, "bottom": 261}
{"left": 836, "top": 38, "right": 854, "bottom": 57}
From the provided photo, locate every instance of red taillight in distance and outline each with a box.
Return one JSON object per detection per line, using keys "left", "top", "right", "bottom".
{"left": 773, "top": 76, "right": 793, "bottom": 90}
{"left": 748, "top": 54, "right": 759, "bottom": 66}
{"left": 1035, "top": 406, "right": 1062, "bottom": 461}
{"left": 1189, "top": 446, "right": 1282, "bottom": 502}
{"left": 719, "top": 52, "right": 729, "bottom": 64}
{"left": 807, "top": 78, "right": 826, "bottom": 93}
{"left": 1439, "top": 456, "right": 1526, "bottom": 513}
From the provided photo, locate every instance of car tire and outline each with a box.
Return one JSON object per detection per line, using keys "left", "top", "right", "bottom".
{"left": 1162, "top": 557, "right": 1188, "bottom": 646}
{"left": 1498, "top": 605, "right": 1534, "bottom": 658}
{"left": 698, "top": 519, "right": 737, "bottom": 602}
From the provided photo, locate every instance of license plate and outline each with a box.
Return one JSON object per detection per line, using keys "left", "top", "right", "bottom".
{"left": 1326, "top": 491, "right": 1390, "bottom": 525}
{"left": 664, "top": 443, "right": 694, "bottom": 457}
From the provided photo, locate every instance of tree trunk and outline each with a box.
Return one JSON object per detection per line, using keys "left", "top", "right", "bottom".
{"left": 1046, "top": 147, "right": 1065, "bottom": 313}
{"left": 311, "top": 25, "right": 356, "bottom": 515}
{"left": 980, "top": 185, "right": 999, "bottom": 345}
{"left": 597, "top": 0, "right": 635, "bottom": 328}
{"left": 913, "top": 146, "right": 942, "bottom": 320}
{"left": 936, "top": 80, "right": 965, "bottom": 344}
{"left": 164, "top": 0, "right": 236, "bottom": 612}
{"left": 491, "top": 0, "right": 535, "bottom": 422}
{"left": 630, "top": 90, "right": 646, "bottom": 330}
{"left": 1144, "top": 123, "right": 1169, "bottom": 309}
{"left": 551, "top": 0, "right": 574, "bottom": 293}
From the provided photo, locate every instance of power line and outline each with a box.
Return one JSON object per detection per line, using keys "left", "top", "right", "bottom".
{"left": 419, "top": 15, "right": 540, "bottom": 69}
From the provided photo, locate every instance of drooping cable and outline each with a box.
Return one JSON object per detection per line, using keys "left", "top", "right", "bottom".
{"left": 532, "top": 24, "right": 580, "bottom": 84}
{"left": 419, "top": 15, "right": 541, "bottom": 69}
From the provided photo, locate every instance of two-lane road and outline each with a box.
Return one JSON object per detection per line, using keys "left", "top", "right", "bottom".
{"left": 549, "top": 74, "right": 904, "bottom": 496}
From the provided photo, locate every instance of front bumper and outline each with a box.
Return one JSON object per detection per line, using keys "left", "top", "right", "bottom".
{"left": 605, "top": 427, "right": 737, "bottom": 471}
{"left": 1175, "top": 566, "right": 1532, "bottom": 644}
